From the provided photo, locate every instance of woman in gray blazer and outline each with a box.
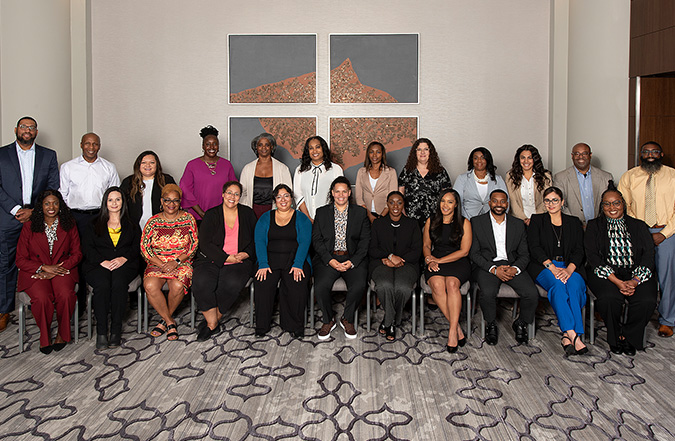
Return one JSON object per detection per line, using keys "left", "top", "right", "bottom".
{"left": 453, "top": 147, "right": 507, "bottom": 219}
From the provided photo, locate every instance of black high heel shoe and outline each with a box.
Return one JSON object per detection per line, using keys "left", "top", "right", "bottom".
{"left": 458, "top": 330, "right": 466, "bottom": 347}
{"left": 446, "top": 344, "right": 458, "bottom": 353}
{"left": 572, "top": 334, "right": 588, "bottom": 355}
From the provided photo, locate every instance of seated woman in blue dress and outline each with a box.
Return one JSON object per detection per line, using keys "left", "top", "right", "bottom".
{"left": 254, "top": 184, "right": 312, "bottom": 338}
{"left": 527, "top": 186, "right": 587, "bottom": 355}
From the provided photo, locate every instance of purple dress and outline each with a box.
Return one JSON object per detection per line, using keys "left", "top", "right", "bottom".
{"left": 179, "top": 157, "right": 237, "bottom": 220}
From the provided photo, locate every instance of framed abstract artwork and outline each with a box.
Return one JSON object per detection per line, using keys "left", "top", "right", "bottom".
{"left": 330, "top": 34, "right": 419, "bottom": 104}
{"left": 228, "top": 117, "right": 317, "bottom": 176}
{"left": 329, "top": 117, "right": 419, "bottom": 183}
{"left": 228, "top": 34, "right": 317, "bottom": 104}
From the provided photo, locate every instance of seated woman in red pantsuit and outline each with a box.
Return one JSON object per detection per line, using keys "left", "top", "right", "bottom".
{"left": 16, "top": 189, "right": 82, "bottom": 354}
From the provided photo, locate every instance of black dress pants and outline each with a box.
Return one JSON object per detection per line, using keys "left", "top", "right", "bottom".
{"left": 88, "top": 264, "right": 137, "bottom": 336}
{"left": 474, "top": 262, "right": 538, "bottom": 324}
{"left": 313, "top": 255, "right": 367, "bottom": 325}
{"left": 192, "top": 259, "right": 254, "bottom": 314}
{"left": 254, "top": 261, "right": 311, "bottom": 334}
{"left": 587, "top": 271, "right": 657, "bottom": 350}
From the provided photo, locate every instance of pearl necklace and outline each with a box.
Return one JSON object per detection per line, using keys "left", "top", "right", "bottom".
{"left": 473, "top": 169, "right": 488, "bottom": 184}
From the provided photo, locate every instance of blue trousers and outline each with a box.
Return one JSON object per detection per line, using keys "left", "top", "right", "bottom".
{"left": 652, "top": 228, "right": 675, "bottom": 327}
{"left": 536, "top": 261, "right": 586, "bottom": 334}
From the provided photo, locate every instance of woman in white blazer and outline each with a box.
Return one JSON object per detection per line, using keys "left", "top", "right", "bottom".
{"left": 239, "top": 133, "right": 293, "bottom": 218}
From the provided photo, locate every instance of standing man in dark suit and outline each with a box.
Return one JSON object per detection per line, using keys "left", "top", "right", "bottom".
{"left": 553, "top": 143, "right": 613, "bottom": 225}
{"left": 470, "top": 189, "right": 538, "bottom": 345}
{"left": 0, "top": 116, "right": 59, "bottom": 331}
{"left": 312, "top": 176, "right": 370, "bottom": 340}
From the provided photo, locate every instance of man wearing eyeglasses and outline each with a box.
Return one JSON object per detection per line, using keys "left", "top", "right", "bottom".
{"left": 0, "top": 117, "right": 59, "bottom": 331}
{"left": 553, "top": 143, "right": 613, "bottom": 225}
{"left": 619, "top": 141, "right": 675, "bottom": 338}
{"left": 59, "top": 133, "right": 120, "bottom": 312}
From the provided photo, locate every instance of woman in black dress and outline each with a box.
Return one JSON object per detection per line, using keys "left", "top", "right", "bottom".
{"left": 369, "top": 191, "right": 422, "bottom": 340}
{"left": 423, "top": 188, "right": 472, "bottom": 352}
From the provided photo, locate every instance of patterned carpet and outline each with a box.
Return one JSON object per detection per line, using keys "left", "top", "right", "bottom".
{"left": 1, "top": 293, "right": 674, "bottom": 440}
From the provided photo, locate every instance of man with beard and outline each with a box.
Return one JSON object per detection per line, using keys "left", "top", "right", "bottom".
{"left": 59, "top": 133, "right": 120, "bottom": 312}
{"left": 619, "top": 141, "right": 675, "bottom": 337}
{"left": 470, "top": 189, "right": 538, "bottom": 345}
{"left": 553, "top": 143, "right": 614, "bottom": 225}
{"left": 0, "top": 117, "right": 59, "bottom": 331}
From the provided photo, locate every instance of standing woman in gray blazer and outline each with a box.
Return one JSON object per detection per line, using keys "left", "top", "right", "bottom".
{"left": 453, "top": 147, "right": 507, "bottom": 220}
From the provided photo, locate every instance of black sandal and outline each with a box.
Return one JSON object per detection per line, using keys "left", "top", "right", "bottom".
{"left": 151, "top": 320, "right": 167, "bottom": 337}
{"left": 386, "top": 325, "right": 396, "bottom": 341}
{"left": 378, "top": 323, "right": 387, "bottom": 336}
{"left": 572, "top": 334, "right": 588, "bottom": 355}
{"left": 166, "top": 323, "right": 179, "bottom": 341}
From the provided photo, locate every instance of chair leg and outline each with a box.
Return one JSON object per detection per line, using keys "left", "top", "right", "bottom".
{"left": 581, "top": 305, "right": 586, "bottom": 343}
{"left": 411, "top": 289, "right": 417, "bottom": 336}
{"left": 466, "top": 291, "right": 472, "bottom": 340}
{"left": 310, "top": 285, "right": 315, "bottom": 330}
{"left": 528, "top": 321, "right": 535, "bottom": 341}
{"left": 249, "top": 283, "right": 255, "bottom": 327}
{"left": 137, "top": 288, "right": 142, "bottom": 334}
{"left": 87, "top": 288, "right": 93, "bottom": 340}
{"left": 190, "top": 292, "right": 195, "bottom": 330}
{"left": 366, "top": 285, "right": 372, "bottom": 332}
{"left": 19, "top": 303, "right": 25, "bottom": 353}
{"left": 74, "top": 298, "right": 79, "bottom": 344}
{"left": 589, "top": 297, "right": 595, "bottom": 345}
{"left": 143, "top": 293, "right": 148, "bottom": 332}
{"left": 420, "top": 290, "right": 425, "bottom": 335}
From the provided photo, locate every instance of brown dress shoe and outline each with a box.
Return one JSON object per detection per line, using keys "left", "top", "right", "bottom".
{"left": 658, "top": 324, "right": 673, "bottom": 337}
{"left": 0, "top": 313, "right": 9, "bottom": 332}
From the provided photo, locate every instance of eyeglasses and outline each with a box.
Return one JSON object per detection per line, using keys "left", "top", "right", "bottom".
{"left": 641, "top": 149, "right": 662, "bottom": 156}
{"left": 275, "top": 193, "right": 291, "bottom": 200}
{"left": 571, "top": 152, "right": 589, "bottom": 158}
{"left": 18, "top": 124, "right": 37, "bottom": 131}
{"left": 543, "top": 198, "right": 560, "bottom": 204}
{"left": 225, "top": 191, "right": 241, "bottom": 198}
{"left": 416, "top": 147, "right": 429, "bottom": 152}
{"left": 601, "top": 201, "right": 622, "bottom": 208}
{"left": 162, "top": 199, "right": 180, "bottom": 204}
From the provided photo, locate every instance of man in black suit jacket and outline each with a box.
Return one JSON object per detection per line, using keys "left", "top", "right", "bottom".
{"left": 470, "top": 189, "right": 538, "bottom": 345}
{"left": 0, "top": 117, "right": 60, "bottom": 330}
{"left": 312, "top": 177, "right": 370, "bottom": 340}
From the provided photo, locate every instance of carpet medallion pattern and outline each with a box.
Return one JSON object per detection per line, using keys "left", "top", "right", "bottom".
{"left": 0, "top": 298, "right": 674, "bottom": 440}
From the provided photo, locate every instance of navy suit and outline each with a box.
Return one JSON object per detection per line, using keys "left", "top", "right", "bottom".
{"left": 0, "top": 142, "right": 60, "bottom": 313}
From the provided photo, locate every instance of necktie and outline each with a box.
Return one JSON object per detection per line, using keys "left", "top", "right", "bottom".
{"left": 645, "top": 173, "right": 657, "bottom": 227}
{"left": 311, "top": 165, "right": 322, "bottom": 196}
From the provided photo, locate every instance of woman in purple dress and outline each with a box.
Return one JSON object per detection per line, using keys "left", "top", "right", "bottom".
{"left": 180, "top": 125, "right": 237, "bottom": 223}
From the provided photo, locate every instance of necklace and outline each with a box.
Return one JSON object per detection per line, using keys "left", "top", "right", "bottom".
{"left": 473, "top": 169, "right": 488, "bottom": 184}
{"left": 551, "top": 223, "right": 563, "bottom": 248}
{"left": 205, "top": 161, "right": 217, "bottom": 176}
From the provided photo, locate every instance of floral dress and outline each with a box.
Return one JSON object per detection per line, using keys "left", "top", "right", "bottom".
{"left": 398, "top": 167, "right": 452, "bottom": 223}
{"left": 141, "top": 212, "right": 198, "bottom": 292}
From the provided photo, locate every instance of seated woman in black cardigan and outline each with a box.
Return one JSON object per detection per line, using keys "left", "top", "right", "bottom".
{"left": 192, "top": 181, "right": 257, "bottom": 341}
{"left": 369, "top": 191, "right": 421, "bottom": 340}
{"left": 82, "top": 187, "right": 141, "bottom": 349}
{"left": 527, "top": 186, "right": 587, "bottom": 355}
{"left": 584, "top": 186, "right": 657, "bottom": 356}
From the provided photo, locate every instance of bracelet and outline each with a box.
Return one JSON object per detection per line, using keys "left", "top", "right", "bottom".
{"left": 388, "top": 254, "right": 394, "bottom": 261}
{"left": 632, "top": 277, "right": 640, "bottom": 284}
{"left": 36, "top": 265, "right": 43, "bottom": 274}
{"left": 544, "top": 262, "right": 552, "bottom": 269}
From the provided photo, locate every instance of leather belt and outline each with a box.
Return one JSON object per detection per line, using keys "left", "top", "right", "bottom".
{"left": 332, "top": 250, "right": 348, "bottom": 256}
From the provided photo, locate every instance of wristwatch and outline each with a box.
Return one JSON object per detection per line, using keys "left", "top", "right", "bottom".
{"left": 175, "top": 258, "right": 181, "bottom": 264}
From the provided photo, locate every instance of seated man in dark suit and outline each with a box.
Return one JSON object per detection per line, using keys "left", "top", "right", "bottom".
{"left": 470, "top": 189, "right": 538, "bottom": 345}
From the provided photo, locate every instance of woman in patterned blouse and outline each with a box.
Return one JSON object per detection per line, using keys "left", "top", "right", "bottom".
{"left": 398, "top": 138, "right": 452, "bottom": 228}
{"left": 584, "top": 186, "right": 657, "bottom": 356}
{"left": 141, "top": 184, "right": 198, "bottom": 341}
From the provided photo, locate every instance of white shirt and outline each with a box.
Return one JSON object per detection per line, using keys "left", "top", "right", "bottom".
{"left": 520, "top": 175, "right": 536, "bottom": 218}
{"left": 368, "top": 174, "right": 378, "bottom": 212}
{"left": 490, "top": 213, "right": 508, "bottom": 262}
{"left": 293, "top": 162, "right": 343, "bottom": 219}
{"left": 12, "top": 142, "right": 36, "bottom": 215}
{"left": 140, "top": 178, "right": 154, "bottom": 229}
{"left": 59, "top": 155, "right": 120, "bottom": 210}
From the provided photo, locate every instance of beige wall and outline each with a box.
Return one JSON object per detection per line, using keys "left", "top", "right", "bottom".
{"left": 89, "top": 0, "right": 550, "bottom": 181}
{"left": 0, "top": 0, "right": 74, "bottom": 162}
{"left": 0, "top": 0, "right": 632, "bottom": 184}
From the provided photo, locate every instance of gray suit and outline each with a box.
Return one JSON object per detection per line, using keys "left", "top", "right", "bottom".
{"left": 553, "top": 166, "right": 613, "bottom": 224}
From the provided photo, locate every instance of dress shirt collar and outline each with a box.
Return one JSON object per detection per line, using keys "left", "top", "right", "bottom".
{"left": 15, "top": 141, "right": 35, "bottom": 154}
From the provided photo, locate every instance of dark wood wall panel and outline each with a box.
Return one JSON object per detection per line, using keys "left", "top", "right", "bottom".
{"left": 630, "top": 27, "right": 675, "bottom": 77}
{"left": 639, "top": 77, "right": 675, "bottom": 115}
{"left": 631, "top": 0, "right": 675, "bottom": 38}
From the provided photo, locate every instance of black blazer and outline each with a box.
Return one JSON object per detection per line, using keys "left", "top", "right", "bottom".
{"left": 584, "top": 214, "right": 655, "bottom": 274}
{"left": 81, "top": 217, "right": 141, "bottom": 275}
{"left": 312, "top": 204, "right": 370, "bottom": 268}
{"left": 196, "top": 204, "right": 257, "bottom": 266}
{"left": 369, "top": 214, "right": 422, "bottom": 276}
{"left": 120, "top": 173, "right": 176, "bottom": 227}
{"left": 526, "top": 212, "right": 585, "bottom": 280}
{"left": 0, "top": 143, "right": 59, "bottom": 229}
{"left": 469, "top": 213, "right": 529, "bottom": 272}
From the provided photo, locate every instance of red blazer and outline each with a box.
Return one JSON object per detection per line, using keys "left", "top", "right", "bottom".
{"left": 16, "top": 220, "right": 82, "bottom": 292}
